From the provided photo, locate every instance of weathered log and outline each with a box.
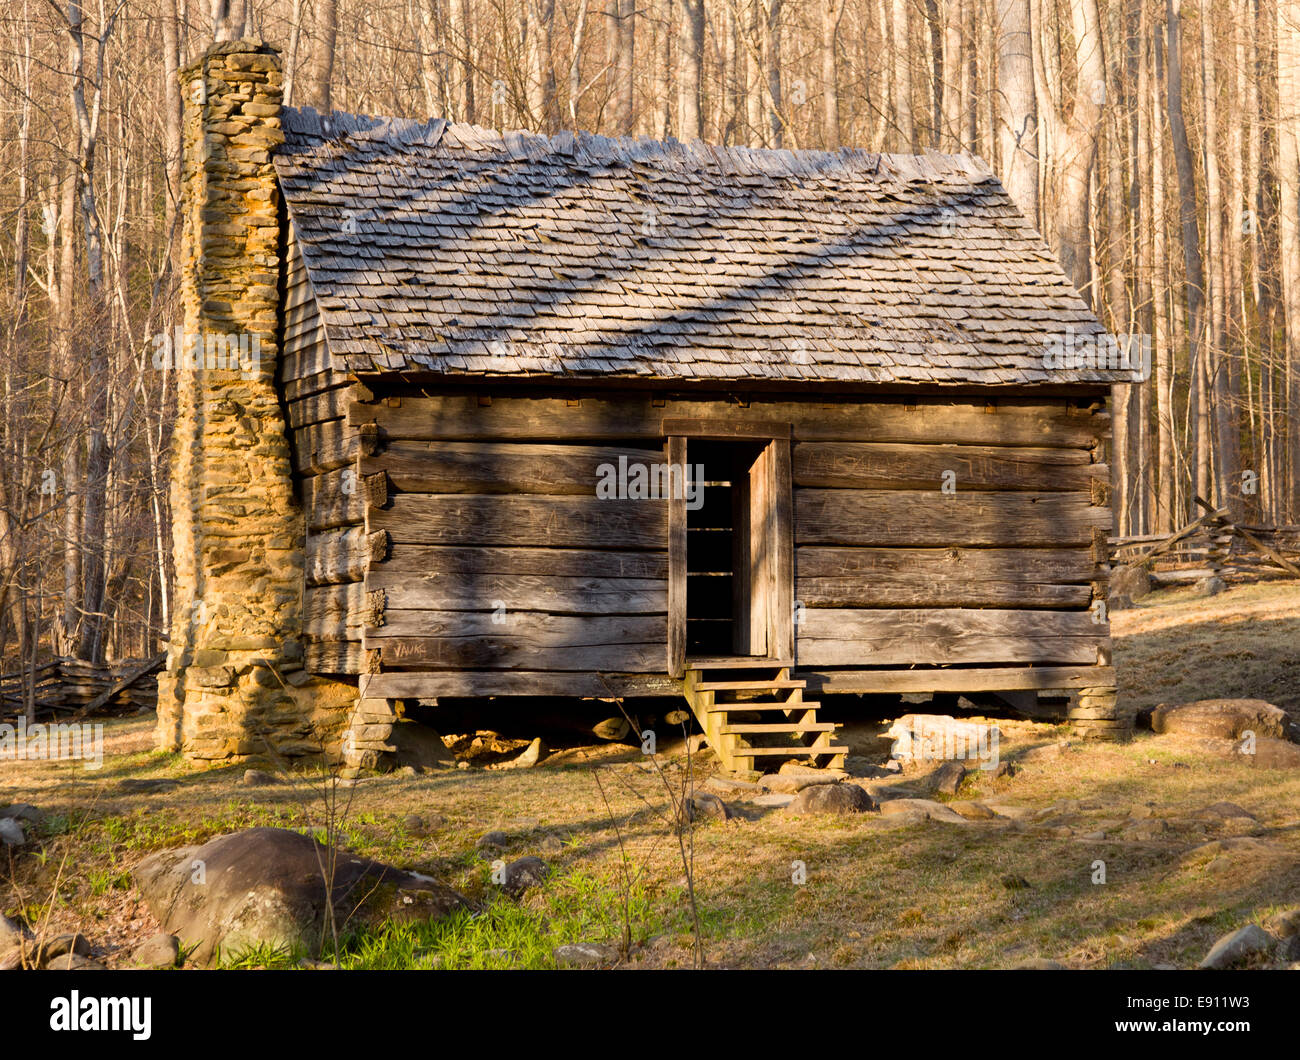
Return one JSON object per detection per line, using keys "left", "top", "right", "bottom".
{"left": 796, "top": 607, "right": 1105, "bottom": 667}
{"left": 794, "top": 490, "right": 1112, "bottom": 547}
{"left": 370, "top": 494, "right": 668, "bottom": 548}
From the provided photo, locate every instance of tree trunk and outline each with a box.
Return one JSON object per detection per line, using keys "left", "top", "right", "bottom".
{"left": 679, "top": 0, "right": 706, "bottom": 139}
{"left": 821, "top": 0, "right": 847, "bottom": 147}
{"left": 1050, "top": 0, "right": 1105, "bottom": 301}
{"left": 305, "top": 0, "right": 338, "bottom": 113}
{"left": 1279, "top": 0, "right": 1300, "bottom": 519}
{"left": 891, "top": 0, "right": 915, "bottom": 150}
{"left": 996, "top": 0, "right": 1039, "bottom": 224}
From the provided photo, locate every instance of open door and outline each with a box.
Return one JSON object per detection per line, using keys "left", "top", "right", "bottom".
{"left": 666, "top": 426, "right": 793, "bottom": 676}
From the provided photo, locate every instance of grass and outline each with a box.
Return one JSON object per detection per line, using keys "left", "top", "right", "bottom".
{"left": 2, "top": 579, "right": 1299, "bottom": 969}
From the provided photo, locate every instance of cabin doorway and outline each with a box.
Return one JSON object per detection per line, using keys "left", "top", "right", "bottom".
{"left": 685, "top": 440, "right": 768, "bottom": 657}
{"left": 666, "top": 428, "right": 794, "bottom": 675}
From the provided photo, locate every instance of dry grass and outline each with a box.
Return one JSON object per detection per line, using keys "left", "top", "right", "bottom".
{"left": 3, "top": 580, "right": 1299, "bottom": 970}
{"left": 1112, "top": 578, "right": 1300, "bottom": 714}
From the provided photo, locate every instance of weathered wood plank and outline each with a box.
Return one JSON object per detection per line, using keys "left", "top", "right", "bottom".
{"left": 796, "top": 608, "right": 1106, "bottom": 667}
{"left": 794, "top": 490, "right": 1112, "bottom": 547}
{"left": 287, "top": 385, "right": 356, "bottom": 430}
{"left": 793, "top": 441, "right": 1100, "bottom": 492}
{"left": 294, "top": 419, "right": 364, "bottom": 474}
{"left": 661, "top": 417, "right": 791, "bottom": 439}
{"left": 371, "top": 494, "right": 668, "bottom": 548}
{"left": 303, "top": 466, "right": 366, "bottom": 531}
{"left": 372, "top": 571, "right": 667, "bottom": 614}
{"left": 349, "top": 394, "right": 1106, "bottom": 448}
{"left": 796, "top": 546, "right": 1095, "bottom": 608}
{"left": 367, "top": 612, "right": 668, "bottom": 671}
{"left": 770, "top": 440, "right": 795, "bottom": 661}
{"left": 667, "top": 436, "right": 687, "bottom": 676}
{"left": 801, "top": 665, "right": 1116, "bottom": 694}
{"left": 305, "top": 583, "right": 384, "bottom": 641}
{"left": 376, "top": 544, "right": 668, "bottom": 578}
{"left": 305, "top": 640, "right": 364, "bottom": 674}
{"left": 359, "top": 671, "right": 681, "bottom": 699}
{"left": 307, "top": 527, "right": 387, "bottom": 586}
{"left": 364, "top": 440, "right": 665, "bottom": 495}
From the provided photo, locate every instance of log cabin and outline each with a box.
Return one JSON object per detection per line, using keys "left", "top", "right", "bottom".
{"left": 157, "top": 40, "right": 1142, "bottom": 772}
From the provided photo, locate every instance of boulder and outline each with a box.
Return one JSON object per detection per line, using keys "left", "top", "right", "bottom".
{"left": 239, "top": 769, "right": 277, "bottom": 787}
{"left": 501, "top": 856, "right": 550, "bottom": 897}
{"left": 476, "top": 830, "right": 509, "bottom": 851}
{"left": 509, "top": 737, "right": 546, "bottom": 769}
{"left": 879, "top": 798, "right": 969, "bottom": 824}
{"left": 1149, "top": 699, "right": 1289, "bottom": 741}
{"left": 1194, "top": 575, "right": 1227, "bottom": 597}
{"left": 1263, "top": 908, "right": 1300, "bottom": 940}
{"left": 46, "top": 954, "right": 106, "bottom": 971}
{"left": 885, "top": 714, "right": 999, "bottom": 768}
{"left": 132, "top": 933, "right": 180, "bottom": 969}
{"left": 681, "top": 792, "right": 733, "bottom": 823}
{"left": 1198, "top": 924, "right": 1274, "bottom": 969}
{"left": 33, "top": 934, "right": 89, "bottom": 965}
{"left": 132, "top": 827, "right": 470, "bottom": 966}
{"left": 553, "top": 942, "right": 617, "bottom": 968}
{"left": 0, "top": 803, "right": 43, "bottom": 825}
{"left": 389, "top": 720, "right": 457, "bottom": 771}
{"left": 1108, "top": 564, "right": 1151, "bottom": 604}
{"left": 0, "top": 818, "right": 24, "bottom": 847}
{"left": 929, "top": 761, "right": 967, "bottom": 796}
{"left": 949, "top": 801, "right": 998, "bottom": 820}
{"left": 784, "top": 783, "right": 875, "bottom": 815}
{"left": 0, "top": 914, "right": 24, "bottom": 951}
{"left": 760, "top": 770, "right": 842, "bottom": 794}
{"left": 592, "top": 718, "right": 631, "bottom": 741}
{"left": 703, "top": 775, "right": 760, "bottom": 796}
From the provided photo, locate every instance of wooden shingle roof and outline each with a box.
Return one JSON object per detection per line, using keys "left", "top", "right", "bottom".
{"left": 274, "top": 107, "right": 1136, "bottom": 387}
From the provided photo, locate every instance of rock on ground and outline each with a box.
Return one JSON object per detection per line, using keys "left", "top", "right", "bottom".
{"left": 389, "top": 720, "right": 457, "bottom": 770}
{"left": 592, "top": 717, "right": 631, "bottom": 741}
{"left": 929, "top": 761, "right": 967, "bottom": 796}
{"left": 682, "top": 792, "right": 732, "bottom": 823}
{"left": 553, "top": 942, "right": 617, "bottom": 968}
{"left": 501, "top": 856, "right": 550, "bottom": 897}
{"left": 0, "top": 818, "right": 24, "bottom": 847}
{"left": 784, "top": 782, "right": 875, "bottom": 815}
{"left": 132, "top": 827, "right": 470, "bottom": 966}
{"left": 1108, "top": 564, "right": 1151, "bottom": 604}
{"left": 1149, "top": 699, "right": 1290, "bottom": 741}
{"left": 132, "top": 933, "right": 180, "bottom": 969}
{"left": 1198, "top": 924, "right": 1275, "bottom": 969}
{"left": 879, "top": 798, "right": 969, "bottom": 824}
{"left": 476, "top": 830, "right": 509, "bottom": 851}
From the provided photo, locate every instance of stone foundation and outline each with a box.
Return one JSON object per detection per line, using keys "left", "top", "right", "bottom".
{"left": 158, "top": 40, "right": 356, "bottom": 764}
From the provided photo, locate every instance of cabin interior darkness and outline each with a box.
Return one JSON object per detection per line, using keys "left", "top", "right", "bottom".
{"left": 685, "top": 439, "right": 768, "bottom": 658}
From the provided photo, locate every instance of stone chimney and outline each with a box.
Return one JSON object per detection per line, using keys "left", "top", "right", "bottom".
{"left": 158, "top": 40, "right": 354, "bottom": 764}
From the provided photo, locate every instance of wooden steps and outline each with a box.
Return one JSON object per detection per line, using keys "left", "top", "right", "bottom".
{"left": 686, "top": 656, "right": 794, "bottom": 669}
{"left": 693, "top": 678, "right": 806, "bottom": 692}
{"left": 682, "top": 659, "right": 846, "bottom": 773}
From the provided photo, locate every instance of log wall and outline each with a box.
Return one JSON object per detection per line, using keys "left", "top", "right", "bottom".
{"left": 311, "top": 387, "right": 1112, "bottom": 691}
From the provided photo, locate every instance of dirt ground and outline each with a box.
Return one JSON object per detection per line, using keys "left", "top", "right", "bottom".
{"left": 2, "top": 579, "right": 1298, "bottom": 969}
